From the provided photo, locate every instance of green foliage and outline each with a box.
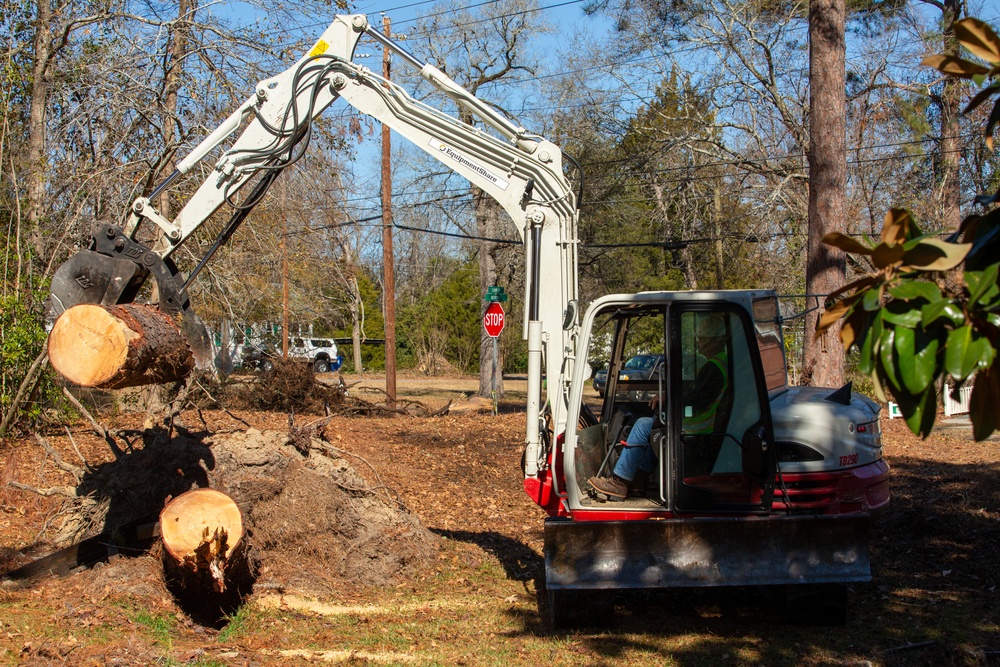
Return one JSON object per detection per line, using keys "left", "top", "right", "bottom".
{"left": 0, "top": 286, "right": 54, "bottom": 427}
{"left": 822, "top": 18, "right": 1000, "bottom": 439}
{"left": 574, "top": 71, "right": 758, "bottom": 298}
{"left": 398, "top": 259, "right": 481, "bottom": 374}
{"left": 331, "top": 271, "right": 387, "bottom": 372}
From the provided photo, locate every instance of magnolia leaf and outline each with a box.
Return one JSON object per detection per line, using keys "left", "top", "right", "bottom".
{"left": 858, "top": 310, "right": 883, "bottom": 376}
{"left": 870, "top": 364, "right": 888, "bottom": 403}
{"left": 816, "top": 294, "right": 862, "bottom": 337}
{"left": 954, "top": 18, "right": 1000, "bottom": 64}
{"left": 889, "top": 381, "right": 937, "bottom": 438}
{"left": 945, "top": 325, "right": 994, "bottom": 381}
{"left": 880, "top": 208, "right": 912, "bottom": 246}
{"left": 840, "top": 307, "right": 869, "bottom": 352}
{"left": 921, "top": 299, "right": 965, "bottom": 328}
{"left": 920, "top": 54, "right": 990, "bottom": 77}
{"left": 987, "top": 99, "right": 1000, "bottom": 148}
{"left": 967, "top": 263, "right": 1000, "bottom": 307}
{"left": 822, "top": 232, "right": 873, "bottom": 255}
{"left": 826, "top": 275, "right": 880, "bottom": 305}
{"left": 872, "top": 242, "right": 905, "bottom": 269}
{"left": 901, "top": 238, "right": 972, "bottom": 271}
{"left": 895, "top": 327, "right": 939, "bottom": 394}
{"left": 882, "top": 301, "right": 923, "bottom": 328}
{"left": 903, "top": 385, "right": 938, "bottom": 438}
{"left": 965, "top": 210, "right": 1000, "bottom": 270}
{"left": 973, "top": 189, "right": 1000, "bottom": 207}
{"left": 878, "top": 326, "right": 902, "bottom": 392}
{"left": 888, "top": 280, "right": 941, "bottom": 302}
{"left": 862, "top": 284, "right": 884, "bottom": 311}
{"left": 964, "top": 83, "right": 1000, "bottom": 115}
{"left": 970, "top": 365, "right": 1000, "bottom": 440}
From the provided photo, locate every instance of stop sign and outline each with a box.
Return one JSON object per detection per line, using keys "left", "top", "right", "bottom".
{"left": 484, "top": 301, "right": 505, "bottom": 338}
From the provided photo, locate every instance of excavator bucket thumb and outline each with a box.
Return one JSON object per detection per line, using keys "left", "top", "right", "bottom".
{"left": 49, "top": 248, "right": 147, "bottom": 320}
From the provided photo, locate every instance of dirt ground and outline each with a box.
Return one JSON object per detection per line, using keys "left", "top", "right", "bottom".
{"left": 0, "top": 372, "right": 999, "bottom": 666}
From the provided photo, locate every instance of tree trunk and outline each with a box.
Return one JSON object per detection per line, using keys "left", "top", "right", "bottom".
{"left": 157, "top": 0, "right": 195, "bottom": 218}
{"left": 474, "top": 189, "right": 505, "bottom": 399}
{"left": 26, "top": 0, "right": 53, "bottom": 261}
{"left": 937, "top": 0, "right": 964, "bottom": 298}
{"left": 714, "top": 182, "right": 725, "bottom": 290}
{"left": 938, "top": 0, "right": 963, "bottom": 235}
{"left": 350, "top": 274, "right": 364, "bottom": 377}
{"left": 159, "top": 488, "right": 247, "bottom": 594}
{"left": 804, "top": 0, "right": 847, "bottom": 388}
{"left": 48, "top": 303, "right": 195, "bottom": 389}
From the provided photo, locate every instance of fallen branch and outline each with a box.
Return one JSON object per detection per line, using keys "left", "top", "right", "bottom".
{"left": 63, "top": 426, "right": 94, "bottom": 471}
{"left": 34, "top": 434, "right": 83, "bottom": 483}
{"left": 61, "top": 386, "right": 125, "bottom": 458}
{"left": 886, "top": 640, "right": 936, "bottom": 653}
{"left": 6, "top": 480, "right": 77, "bottom": 498}
{"left": 427, "top": 401, "right": 453, "bottom": 417}
{"left": 195, "top": 380, "right": 250, "bottom": 427}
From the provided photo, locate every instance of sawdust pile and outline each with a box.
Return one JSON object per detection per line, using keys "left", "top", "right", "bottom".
{"left": 62, "top": 426, "right": 438, "bottom": 596}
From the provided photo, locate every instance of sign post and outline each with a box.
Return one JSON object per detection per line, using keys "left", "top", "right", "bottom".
{"left": 483, "top": 288, "right": 507, "bottom": 414}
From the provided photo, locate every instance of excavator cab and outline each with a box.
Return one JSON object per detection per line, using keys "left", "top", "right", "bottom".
{"left": 545, "top": 291, "right": 871, "bottom": 626}
{"left": 583, "top": 301, "right": 775, "bottom": 513}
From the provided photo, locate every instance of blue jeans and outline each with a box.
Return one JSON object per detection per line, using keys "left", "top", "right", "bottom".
{"left": 613, "top": 416, "right": 657, "bottom": 482}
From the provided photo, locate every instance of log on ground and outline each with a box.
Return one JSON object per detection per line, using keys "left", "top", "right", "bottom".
{"left": 48, "top": 303, "right": 195, "bottom": 389}
{"left": 160, "top": 488, "right": 248, "bottom": 594}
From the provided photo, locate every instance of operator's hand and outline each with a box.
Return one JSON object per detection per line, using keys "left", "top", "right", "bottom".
{"left": 648, "top": 393, "right": 660, "bottom": 410}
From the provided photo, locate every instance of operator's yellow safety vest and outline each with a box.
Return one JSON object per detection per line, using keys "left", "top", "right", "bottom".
{"left": 683, "top": 350, "right": 730, "bottom": 434}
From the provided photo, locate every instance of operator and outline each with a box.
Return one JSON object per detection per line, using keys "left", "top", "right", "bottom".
{"left": 588, "top": 315, "right": 730, "bottom": 501}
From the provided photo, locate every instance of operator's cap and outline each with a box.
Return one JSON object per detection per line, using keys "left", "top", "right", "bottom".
{"left": 699, "top": 314, "right": 727, "bottom": 338}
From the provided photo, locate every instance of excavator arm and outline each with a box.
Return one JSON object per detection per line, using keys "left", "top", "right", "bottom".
{"left": 49, "top": 14, "right": 578, "bottom": 475}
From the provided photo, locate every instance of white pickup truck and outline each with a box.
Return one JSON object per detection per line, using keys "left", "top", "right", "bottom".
{"left": 289, "top": 338, "right": 343, "bottom": 373}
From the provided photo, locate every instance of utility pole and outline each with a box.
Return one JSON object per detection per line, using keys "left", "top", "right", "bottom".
{"left": 281, "top": 182, "right": 289, "bottom": 359}
{"left": 381, "top": 14, "right": 397, "bottom": 409}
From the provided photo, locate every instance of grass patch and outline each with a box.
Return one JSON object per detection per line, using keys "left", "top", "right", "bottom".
{"left": 217, "top": 604, "right": 252, "bottom": 643}
{"left": 113, "top": 600, "right": 176, "bottom": 648}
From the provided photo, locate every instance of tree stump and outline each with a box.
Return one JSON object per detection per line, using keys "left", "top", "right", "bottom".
{"left": 159, "top": 488, "right": 247, "bottom": 594}
{"left": 48, "top": 303, "right": 195, "bottom": 389}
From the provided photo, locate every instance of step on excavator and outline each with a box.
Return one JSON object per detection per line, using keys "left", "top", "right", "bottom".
{"left": 48, "top": 14, "right": 889, "bottom": 626}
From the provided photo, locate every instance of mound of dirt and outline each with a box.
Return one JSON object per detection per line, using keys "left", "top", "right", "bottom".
{"left": 50, "top": 425, "right": 437, "bottom": 599}
{"left": 206, "top": 428, "right": 437, "bottom": 594}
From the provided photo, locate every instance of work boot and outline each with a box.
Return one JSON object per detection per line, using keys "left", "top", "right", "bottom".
{"left": 588, "top": 474, "right": 628, "bottom": 501}
{"left": 628, "top": 470, "right": 650, "bottom": 497}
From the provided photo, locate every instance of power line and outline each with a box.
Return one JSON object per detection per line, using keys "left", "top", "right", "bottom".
{"left": 332, "top": 135, "right": 978, "bottom": 208}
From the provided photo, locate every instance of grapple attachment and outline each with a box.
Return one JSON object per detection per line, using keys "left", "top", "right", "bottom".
{"left": 49, "top": 223, "right": 213, "bottom": 369}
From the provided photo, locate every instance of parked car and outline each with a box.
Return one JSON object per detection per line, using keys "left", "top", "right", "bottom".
{"left": 595, "top": 354, "right": 664, "bottom": 398}
{"left": 238, "top": 344, "right": 276, "bottom": 372}
{"left": 618, "top": 354, "right": 665, "bottom": 382}
{"left": 593, "top": 367, "right": 608, "bottom": 397}
{"left": 289, "top": 337, "right": 344, "bottom": 373}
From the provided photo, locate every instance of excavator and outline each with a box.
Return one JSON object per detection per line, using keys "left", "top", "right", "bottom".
{"left": 48, "top": 14, "right": 889, "bottom": 625}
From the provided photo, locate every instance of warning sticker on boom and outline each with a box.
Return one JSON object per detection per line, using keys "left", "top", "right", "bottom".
{"left": 308, "top": 40, "right": 329, "bottom": 58}
{"left": 429, "top": 140, "right": 509, "bottom": 191}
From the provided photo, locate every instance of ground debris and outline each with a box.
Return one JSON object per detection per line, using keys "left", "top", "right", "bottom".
{"left": 4, "top": 422, "right": 438, "bottom": 601}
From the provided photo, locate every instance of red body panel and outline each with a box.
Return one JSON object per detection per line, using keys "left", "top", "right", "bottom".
{"left": 525, "top": 458, "right": 890, "bottom": 520}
